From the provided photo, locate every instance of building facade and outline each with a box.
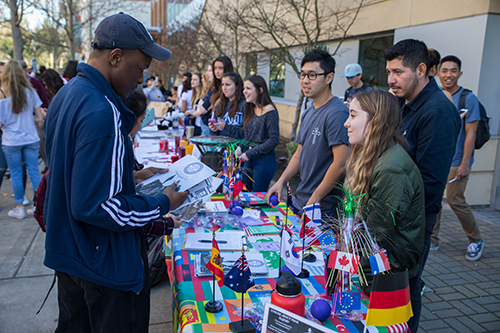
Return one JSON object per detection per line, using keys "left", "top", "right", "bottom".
{"left": 246, "top": 0, "right": 500, "bottom": 208}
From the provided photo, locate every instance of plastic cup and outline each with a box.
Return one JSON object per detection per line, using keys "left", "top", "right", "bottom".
{"left": 178, "top": 146, "right": 186, "bottom": 158}
{"left": 186, "top": 144, "right": 194, "bottom": 155}
{"left": 186, "top": 126, "right": 195, "bottom": 138}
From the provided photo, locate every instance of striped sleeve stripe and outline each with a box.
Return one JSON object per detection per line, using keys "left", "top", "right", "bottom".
{"left": 105, "top": 96, "right": 124, "bottom": 199}
{"left": 101, "top": 97, "right": 161, "bottom": 228}
{"left": 101, "top": 200, "right": 161, "bottom": 227}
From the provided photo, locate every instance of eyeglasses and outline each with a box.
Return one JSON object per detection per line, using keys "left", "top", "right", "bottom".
{"left": 297, "top": 72, "right": 330, "bottom": 80}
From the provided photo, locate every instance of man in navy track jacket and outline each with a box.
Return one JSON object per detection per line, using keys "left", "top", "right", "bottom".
{"left": 43, "top": 13, "right": 188, "bottom": 332}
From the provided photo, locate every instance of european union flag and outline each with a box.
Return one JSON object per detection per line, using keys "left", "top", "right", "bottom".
{"left": 333, "top": 292, "right": 361, "bottom": 311}
{"left": 223, "top": 254, "right": 255, "bottom": 293}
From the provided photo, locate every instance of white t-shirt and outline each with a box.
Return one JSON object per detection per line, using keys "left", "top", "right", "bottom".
{"left": 0, "top": 87, "right": 42, "bottom": 146}
{"left": 176, "top": 84, "right": 184, "bottom": 109}
{"left": 180, "top": 89, "right": 193, "bottom": 111}
{"left": 195, "top": 99, "right": 203, "bottom": 127}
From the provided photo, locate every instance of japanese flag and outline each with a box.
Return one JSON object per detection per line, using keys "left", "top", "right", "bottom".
{"left": 328, "top": 251, "right": 360, "bottom": 274}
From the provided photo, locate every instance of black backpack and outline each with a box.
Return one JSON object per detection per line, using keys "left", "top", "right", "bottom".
{"left": 459, "top": 88, "right": 490, "bottom": 149}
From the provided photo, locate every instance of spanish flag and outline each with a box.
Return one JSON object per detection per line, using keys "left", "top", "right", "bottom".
{"left": 205, "top": 238, "right": 224, "bottom": 287}
{"left": 365, "top": 270, "right": 413, "bottom": 327}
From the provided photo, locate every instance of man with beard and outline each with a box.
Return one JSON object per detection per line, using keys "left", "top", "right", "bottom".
{"left": 384, "top": 39, "right": 460, "bottom": 333}
{"left": 267, "top": 49, "right": 349, "bottom": 216}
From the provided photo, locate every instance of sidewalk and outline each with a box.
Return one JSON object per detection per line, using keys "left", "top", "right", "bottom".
{"left": 419, "top": 202, "right": 500, "bottom": 333}
{"left": 0, "top": 181, "right": 499, "bottom": 332}
{"left": 0, "top": 182, "right": 174, "bottom": 333}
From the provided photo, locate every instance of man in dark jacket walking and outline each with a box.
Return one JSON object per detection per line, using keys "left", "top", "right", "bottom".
{"left": 43, "top": 13, "right": 188, "bottom": 332}
{"left": 384, "top": 39, "right": 460, "bottom": 333}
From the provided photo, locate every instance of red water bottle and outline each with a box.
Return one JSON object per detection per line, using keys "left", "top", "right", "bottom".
{"left": 271, "top": 271, "right": 305, "bottom": 316}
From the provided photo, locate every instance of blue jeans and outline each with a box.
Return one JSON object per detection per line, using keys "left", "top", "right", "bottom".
{"left": 200, "top": 123, "right": 210, "bottom": 136}
{"left": 242, "top": 151, "right": 277, "bottom": 192}
{"left": 3, "top": 142, "right": 41, "bottom": 204}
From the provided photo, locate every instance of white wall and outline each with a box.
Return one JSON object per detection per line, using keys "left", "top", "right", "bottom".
{"left": 329, "top": 40, "right": 360, "bottom": 99}
{"left": 478, "top": 14, "right": 500, "bottom": 136}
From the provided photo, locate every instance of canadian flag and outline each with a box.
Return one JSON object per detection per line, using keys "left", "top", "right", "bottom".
{"left": 328, "top": 251, "right": 360, "bottom": 274}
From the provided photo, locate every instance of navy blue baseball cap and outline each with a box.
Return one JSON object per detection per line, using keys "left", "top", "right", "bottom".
{"left": 92, "top": 12, "right": 172, "bottom": 61}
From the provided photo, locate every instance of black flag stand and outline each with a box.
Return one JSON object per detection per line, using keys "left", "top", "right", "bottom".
{"left": 229, "top": 246, "right": 255, "bottom": 333}
{"left": 205, "top": 230, "right": 223, "bottom": 313}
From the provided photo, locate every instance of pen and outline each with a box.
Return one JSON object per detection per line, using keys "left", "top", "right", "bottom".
{"left": 448, "top": 178, "right": 457, "bottom": 184}
{"left": 199, "top": 240, "right": 227, "bottom": 244}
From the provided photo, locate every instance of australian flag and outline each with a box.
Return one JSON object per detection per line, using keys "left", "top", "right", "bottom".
{"left": 223, "top": 254, "right": 255, "bottom": 293}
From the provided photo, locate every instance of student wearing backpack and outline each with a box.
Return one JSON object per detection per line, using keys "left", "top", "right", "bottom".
{"left": 432, "top": 55, "right": 484, "bottom": 261}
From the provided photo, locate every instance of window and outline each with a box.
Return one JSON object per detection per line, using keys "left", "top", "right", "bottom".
{"left": 269, "top": 54, "right": 285, "bottom": 98}
{"left": 358, "top": 35, "right": 394, "bottom": 90}
{"left": 246, "top": 54, "right": 257, "bottom": 77}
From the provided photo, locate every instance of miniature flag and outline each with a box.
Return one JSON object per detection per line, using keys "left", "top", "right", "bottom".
{"left": 365, "top": 270, "right": 413, "bottom": 327}
{"left": 300, "top": 203, "right": 322, "bottom": 246}
{"left": 303, "top": 203, "right": 321, "bottom": 224}
{"left": 281, "top": 230, "right": 301, "bottom": 275}
{"left": 317, "top": 232, "right": 337, "bottom": 250}
{"left": 286, "top": 186, "right": 300, "bottom": 215}
{"left": 233, "top": 169, "right": 243, "bottom": 198}
{"left": 328, "top": 251, "right": 360, "bottom": 274}
{"left": 223, "top": 254, "right": 255, "bottom": 293}
{"left": 205, "top": 239, "right": 224, "bottom": 287}
{"left": 333, "top": 292, "right": 361, "bottom": 311}
{"left": 220, "top": 173, "right": 230, "bottom": 193}
{"left": 369, "top": 250, "right": 391, "bottom": 275}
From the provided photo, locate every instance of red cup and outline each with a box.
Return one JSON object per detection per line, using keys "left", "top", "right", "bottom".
{"left": 159, "top": 139, "right": 169, "bottom": 152}
{"left": 178, "top": 146, "right": 186, "bottom": 158}
{"left": 174, "top": 136, "right": 180, "bottom": 152}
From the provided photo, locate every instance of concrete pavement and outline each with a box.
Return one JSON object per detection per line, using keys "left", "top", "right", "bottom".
{"left": 1, "top": 180, "right": 499, "bottom": 332}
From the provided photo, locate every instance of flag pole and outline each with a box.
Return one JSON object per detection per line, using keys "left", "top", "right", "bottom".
{"left": 297, "top": 203, "right": 308, "bottom": 279}
{"left": 241, "top": 245, "right": 245, "bottom": 324}
{"left": 205, "top": 229, "right": 223, "bottom": 313}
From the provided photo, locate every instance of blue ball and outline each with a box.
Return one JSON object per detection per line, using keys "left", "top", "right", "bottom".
{"left": 311, "top": 299, "right": 331, "bottom": 321}
{"left": 231, "top": 206, "right": 244, "bottom": 216}
{"left": 229, "top": 201, "right": 241, "bottom": 210}
{"left": 270, "top": 194, "right": 279, "bottom": 206}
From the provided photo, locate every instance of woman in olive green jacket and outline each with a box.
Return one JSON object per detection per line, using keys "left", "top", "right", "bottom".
{"left": 344, "top": 90, "right": 425, "bottom": 326}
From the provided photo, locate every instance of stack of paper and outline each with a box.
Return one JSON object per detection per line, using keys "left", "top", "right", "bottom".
{"left": 136, "top": 155, "right": 221, "bottom": 218}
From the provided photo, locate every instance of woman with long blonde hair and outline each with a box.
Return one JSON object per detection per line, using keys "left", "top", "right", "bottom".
{"left": 344, "top": 89, "right": 425, "bottom": 324}
{"left": 0, "top": 60, "right": 44, "bottom": 219}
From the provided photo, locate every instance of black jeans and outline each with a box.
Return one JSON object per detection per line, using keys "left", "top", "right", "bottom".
{"left": 408, "top": 213, "right": 437, "bottom": 333}
{"left": 55, "top": 240, "right": 151, "bottom": 333}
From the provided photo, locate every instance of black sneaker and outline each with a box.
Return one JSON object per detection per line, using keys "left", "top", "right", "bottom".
{"left": 465, "top": 240, "right": 483, "bottom": 261}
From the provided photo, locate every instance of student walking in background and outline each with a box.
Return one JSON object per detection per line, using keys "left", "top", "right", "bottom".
{"left": 0, "top": 61, "right": 44, "bottom": 219}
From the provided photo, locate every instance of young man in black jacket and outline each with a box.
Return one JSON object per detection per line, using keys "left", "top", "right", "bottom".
{"left": 384, "top": 39, "right": 460, "bottom": 333}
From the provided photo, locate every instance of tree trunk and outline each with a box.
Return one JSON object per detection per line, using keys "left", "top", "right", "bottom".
{"left": 9, "top": 0, "right": 23, "bottom": 60}
{"left": 289, "top": 89, "right": 305, "bottom": 142}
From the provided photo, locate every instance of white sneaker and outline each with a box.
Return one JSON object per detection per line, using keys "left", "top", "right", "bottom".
{"left": 23, "top": 196, "right": 30, "bottom": 206}
{"left": 8, "top": 206, "right": 26, "bottom": 219}
{"left": 26, "top": 206, "right": 36, "bottom": 215}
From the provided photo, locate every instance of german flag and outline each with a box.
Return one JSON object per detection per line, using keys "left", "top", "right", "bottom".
{"left": 365, "top": 270, "right": 413, "bottom": 327}
{"left": 205, "top": 238, "right": 224, "bottom": 287}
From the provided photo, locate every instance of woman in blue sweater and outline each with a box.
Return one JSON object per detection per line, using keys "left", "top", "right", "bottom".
{"left": 208, "top": 72, "right": 245, "bottom": 139}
